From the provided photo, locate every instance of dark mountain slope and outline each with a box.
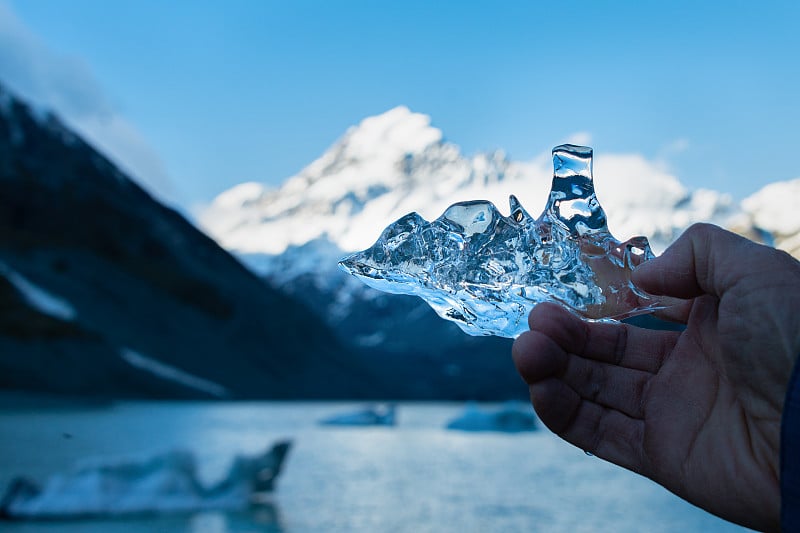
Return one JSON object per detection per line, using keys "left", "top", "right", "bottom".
{"left": 0, "top": 83, "right": 377, "bottom": 399}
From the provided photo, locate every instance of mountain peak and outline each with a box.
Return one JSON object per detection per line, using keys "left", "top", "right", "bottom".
{"left": 296, "top": 107, "right": 443, "bottom": 182}
{"left": 345, "top": 106, "right": 442, "bottom": 157}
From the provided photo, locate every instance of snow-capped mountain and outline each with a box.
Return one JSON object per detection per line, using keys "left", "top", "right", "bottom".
{"left": 204, "top": 107, "right": 780, "bottom": 262}
{"left": 201, "top": 106, "right": 789, "bottom": 284}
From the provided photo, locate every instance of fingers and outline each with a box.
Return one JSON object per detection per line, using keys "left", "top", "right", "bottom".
{"left": 651, "top": 296, "right": 693, "bottom": 324}
{"left": 632, "top": 223, "right": 764, "bottom": 299}
{"left": 511, "top": 302, "right": 674, "bottom": 475}
{"left": 512, "top": 311, "right": 654, "bottom": 420}
{"left": 520, "top": 303, "right": 678, "bottom": 373}
{"left": 561, "top": 351, "right": 651, "bottom": 419}
{"left": 528, "top": 378, "right": 646, "bottom": 474}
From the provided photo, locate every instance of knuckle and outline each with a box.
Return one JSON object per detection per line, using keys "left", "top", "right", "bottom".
{"left": 685, "top": 222, "right": 716, "bottom": 237}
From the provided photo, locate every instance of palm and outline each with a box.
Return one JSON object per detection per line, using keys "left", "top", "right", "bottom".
{"left": 642, "top": 292, "right": 783, "bottom": 530}
{"left": 512, "top": 224, "right": 800, "bottom": 532}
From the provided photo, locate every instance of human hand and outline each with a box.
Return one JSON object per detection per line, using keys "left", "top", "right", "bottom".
{"left": 512, "top": 223, "right": 800, "bottom": 531}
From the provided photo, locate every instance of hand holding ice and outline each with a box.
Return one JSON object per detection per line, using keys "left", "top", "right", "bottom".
{"left": 338, "top": 145, "right": 661, "bottom": 338}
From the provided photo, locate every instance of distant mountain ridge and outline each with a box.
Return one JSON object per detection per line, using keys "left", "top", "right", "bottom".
{"left": 199, "top": 107, "right": 799, "bottom": 399}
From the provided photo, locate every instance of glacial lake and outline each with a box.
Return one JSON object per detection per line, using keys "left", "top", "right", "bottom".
{"left": 0, "top": 401, "right": 748, "bottom": 532}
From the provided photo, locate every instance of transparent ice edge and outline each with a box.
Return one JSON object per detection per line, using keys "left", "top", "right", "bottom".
{"left": 338, "top": 144, "right": 663, "bottom": 338}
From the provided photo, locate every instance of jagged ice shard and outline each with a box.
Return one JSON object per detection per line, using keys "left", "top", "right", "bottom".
{"left": 338, "top": 145, "right": 662, "bottom": 338}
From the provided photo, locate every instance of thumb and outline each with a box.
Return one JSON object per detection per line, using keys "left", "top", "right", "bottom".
{"left": 632, "top": 223, "right": 757, "bottom": 299}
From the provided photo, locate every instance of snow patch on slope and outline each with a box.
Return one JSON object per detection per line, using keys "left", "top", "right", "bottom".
{"left": 743, "top": 178, "right": 800, "bottom": 236}
{"left": 742, "top": 178, "right": 800, "bottom": 256}
{"left": 0, "top": 262, "right": 77, "bottom": 321}
{"left": 212, "top": 182, "right": 269, "bottom": 209}
{"left": 120, "top": 348, "right": 228, "bottom": 398}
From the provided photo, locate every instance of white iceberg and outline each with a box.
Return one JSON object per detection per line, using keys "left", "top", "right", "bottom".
{"left": 0, "top": 440, "right": 291, "bottom": 519}
{"left": 446, "top": 402, "right": 537, "bottom": 433}
{"left": 319, "top": 404, "right": 396, "bottom": 426}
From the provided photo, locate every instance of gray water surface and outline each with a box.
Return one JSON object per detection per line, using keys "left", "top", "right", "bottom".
{"left": 0, "top": 401, "right": 748, "bottom": 532}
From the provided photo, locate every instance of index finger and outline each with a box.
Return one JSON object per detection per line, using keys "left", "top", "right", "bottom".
{"left": 527, "top": 303, "right": 679, "bottom": 374}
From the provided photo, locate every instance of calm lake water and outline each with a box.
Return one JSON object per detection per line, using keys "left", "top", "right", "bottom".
{"left": 0, "top": 401, "right": 748, "bottom": 532}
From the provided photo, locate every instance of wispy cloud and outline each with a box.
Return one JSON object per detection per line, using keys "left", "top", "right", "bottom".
{"left": 658, "top": 138, "right": 690, "bottom": 158}
{"left": 0, "top": 1, "right": 176, "bottom": 204}
{"left": 563, "top": 131, "right": 592, "bottom": 147}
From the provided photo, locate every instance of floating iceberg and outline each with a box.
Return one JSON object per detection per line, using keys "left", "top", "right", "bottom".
{"left": 0, "top": 441, "right": 291, "bottom": 519}
{"left": 319, "top": 404, "right": 396, "bottom": 426}
{"left": 339, "top": 144, "right": 661, "bottom": 338}
{"left": 446, "top": 402, "right": 537, "bottom": 433}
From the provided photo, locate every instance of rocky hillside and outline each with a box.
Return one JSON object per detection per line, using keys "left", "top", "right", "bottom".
{"left": 0, "top": 82, "right": 384, "bottom": 400}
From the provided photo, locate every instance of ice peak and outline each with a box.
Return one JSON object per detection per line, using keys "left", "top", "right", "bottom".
{"left": 335, "top": 106, "right": 443, "bottom": 162}
{"left": 290, "top": 106, "right": 449, "bottom": 200}
{"left": 339, "top": 145, "right": 661, "bottom": 338}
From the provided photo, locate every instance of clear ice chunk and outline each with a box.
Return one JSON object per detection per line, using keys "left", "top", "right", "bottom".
{"left": 338, "top": 144, "right": 662, "bottom": 338}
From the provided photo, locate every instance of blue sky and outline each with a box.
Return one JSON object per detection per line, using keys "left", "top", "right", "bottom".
{"left": 2, "top": 0, "right": 799, "bottom": 210}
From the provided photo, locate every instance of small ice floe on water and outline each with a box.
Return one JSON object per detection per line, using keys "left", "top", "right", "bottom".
{"left": 318, "top": 404, "right": 396, "bottom": 426}
{"left": 0, "top": 441, "right": 291, "bottom": 520}
{"left": 446, "top": 402, "right": 537, "bottom": 433}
